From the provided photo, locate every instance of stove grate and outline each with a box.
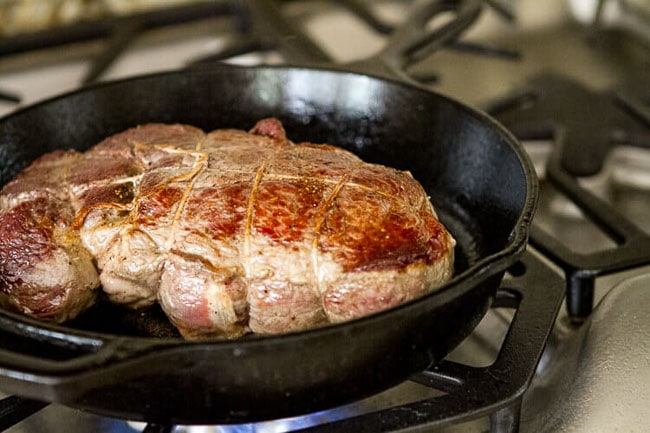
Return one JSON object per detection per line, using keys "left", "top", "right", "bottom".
{"left": 489, "top": 73, "right": 650, "bottom": 320}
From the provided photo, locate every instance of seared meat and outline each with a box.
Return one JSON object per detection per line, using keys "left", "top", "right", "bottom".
{"left": 0, "top": 118, "right": 455, "bottom": 339}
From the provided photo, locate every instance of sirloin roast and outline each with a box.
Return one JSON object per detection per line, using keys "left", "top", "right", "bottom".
{"left": 0, "top": 118, "right": 455, "bottom": 339}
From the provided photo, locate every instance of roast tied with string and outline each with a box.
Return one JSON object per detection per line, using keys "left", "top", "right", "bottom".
{"left": 0, "top": 118, "right": 455, "bottom": 339}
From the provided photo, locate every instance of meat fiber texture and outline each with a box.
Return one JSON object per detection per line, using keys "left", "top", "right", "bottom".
{"left": 0, "top": 118, "right": 455, "bottom": 339}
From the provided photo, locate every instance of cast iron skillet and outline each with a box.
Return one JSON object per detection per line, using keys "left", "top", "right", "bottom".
{"left": 0, "top": 0, "right": 537, "bottom": 425}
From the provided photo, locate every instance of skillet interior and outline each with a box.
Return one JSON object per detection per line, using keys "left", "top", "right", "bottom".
{"left": 0, "top": 65, "right": 535, "bottom": 423}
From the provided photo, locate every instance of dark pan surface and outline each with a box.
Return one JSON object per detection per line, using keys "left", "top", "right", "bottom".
{"left": 0, "top": 64, "right": 536, "bottom": 424}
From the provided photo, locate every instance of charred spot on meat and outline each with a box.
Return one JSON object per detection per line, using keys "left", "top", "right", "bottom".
{"left": 0, "top": 118, "right": 456, "bottom": 339}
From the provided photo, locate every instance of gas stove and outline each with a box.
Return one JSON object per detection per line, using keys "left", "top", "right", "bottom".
{"left": 0, "top": 1, "right": 649, "bottom": 432}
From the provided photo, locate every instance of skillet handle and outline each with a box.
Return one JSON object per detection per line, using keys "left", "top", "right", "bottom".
{"left": 0, "top": 312, "right": 151, "bottom": 376}
{"left": 344, "top": 0, "right": 483, "bottom": 83}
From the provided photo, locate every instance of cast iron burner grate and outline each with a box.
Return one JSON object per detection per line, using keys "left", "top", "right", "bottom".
{"left": 0, "top": 1, "right": 248, "bottom": 104}
{"left": 488, "top": 73, "right": 650, "bottom": 321}
{"left": 0, "top": 0, "right": 518, "bottom": 103}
